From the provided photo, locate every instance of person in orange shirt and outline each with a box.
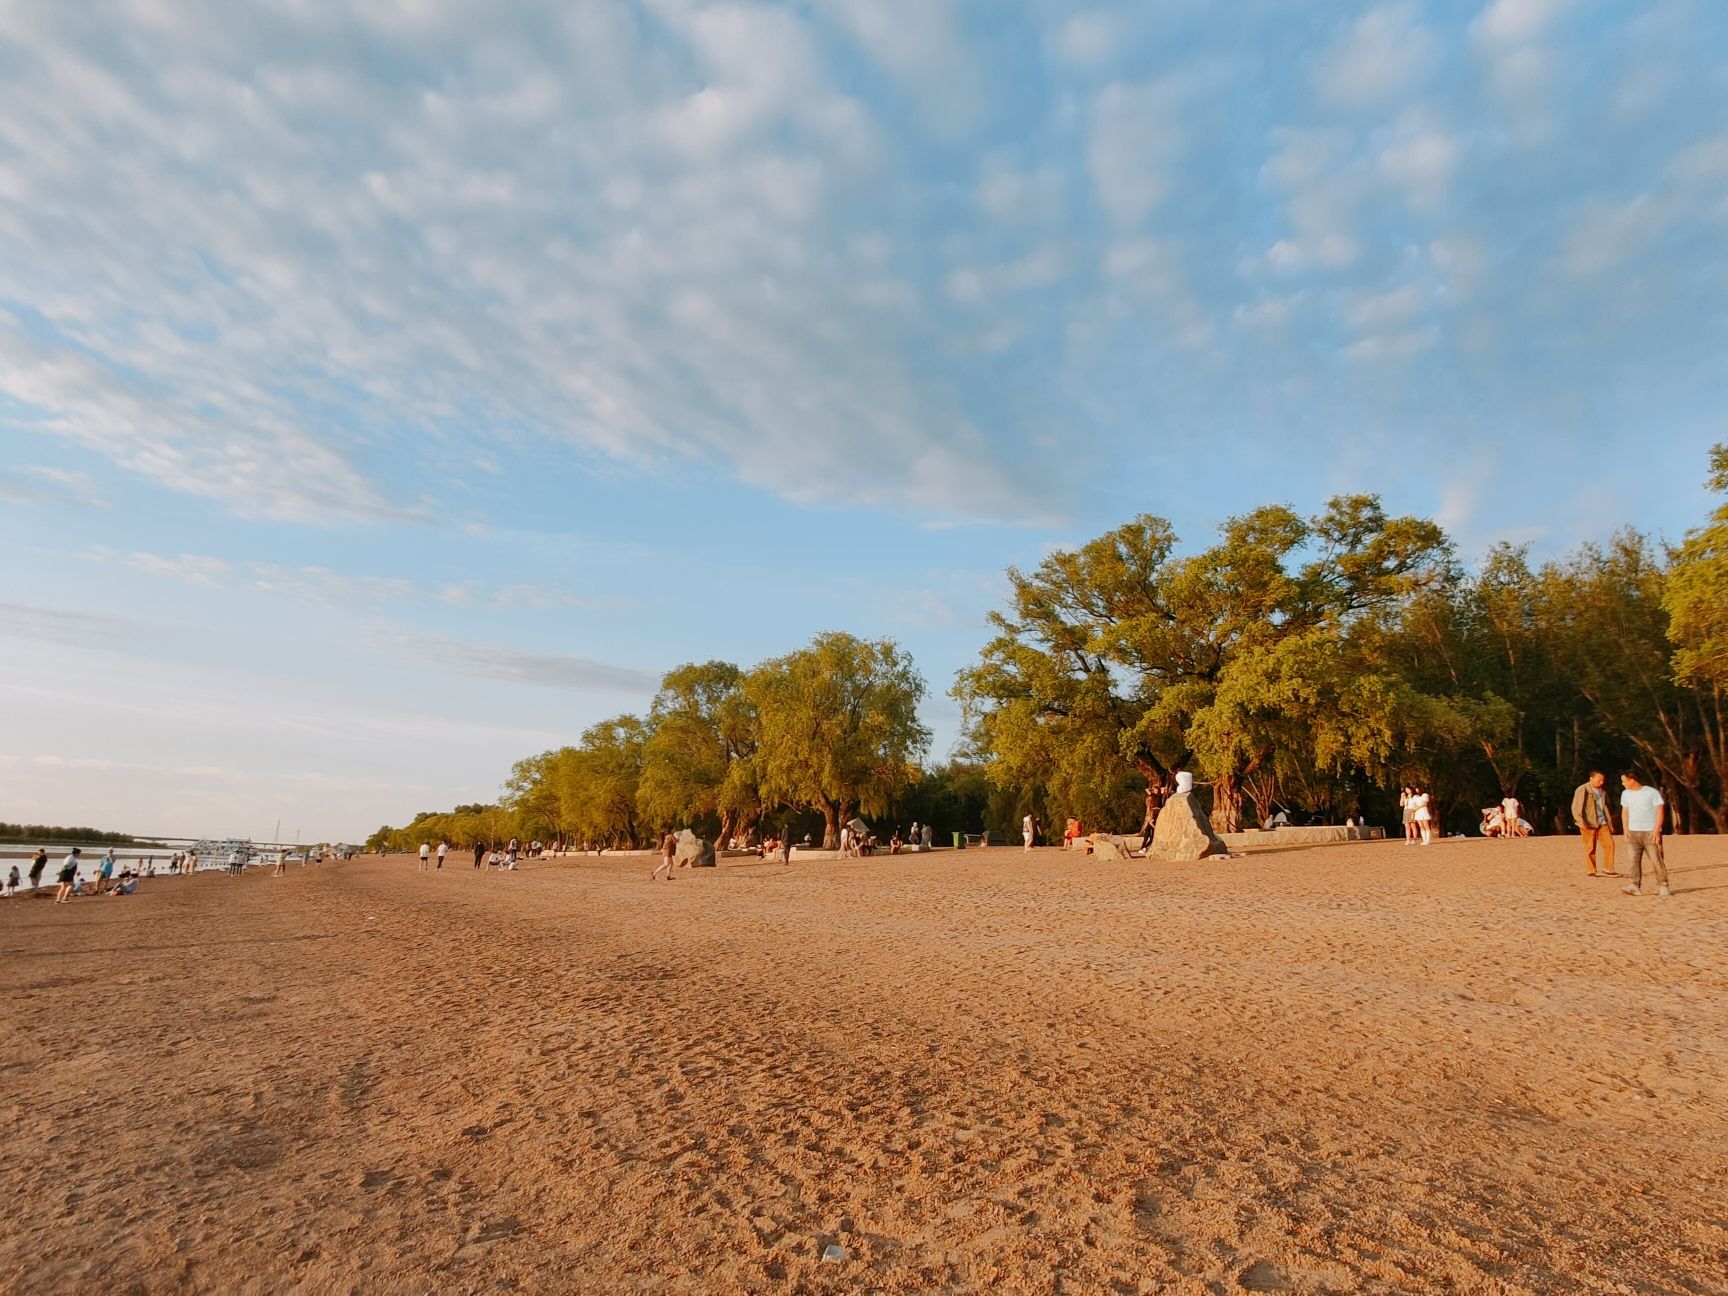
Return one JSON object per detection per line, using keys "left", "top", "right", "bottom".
{"left": 1063, "top": 817, "right": 1082, "bottom": 848}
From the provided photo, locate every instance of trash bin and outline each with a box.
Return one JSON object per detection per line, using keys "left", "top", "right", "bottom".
{"left": 952, "top": 831, "right": 964, "bottom": 849}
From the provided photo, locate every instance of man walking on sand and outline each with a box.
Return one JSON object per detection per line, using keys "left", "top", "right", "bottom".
{"left": 652, "top": 830, "right": 678, "bottom": 882}
{"left": 1571, "top": 771, "right": 1618, "bottom": 877}
{"left": 473, "top": 840, "right": 486, "bottom": 869}
{"left": 1619, "top": 773, "right": 1671, "bottom": 897}
{"left": 418, "top": 842, "right": 430, "bottom": 871}
{"left": 436, "top": 840, "right": 448, "bottom": 871}
{"left": 1023, "top": 812, "right": 1035, "bottom": 852}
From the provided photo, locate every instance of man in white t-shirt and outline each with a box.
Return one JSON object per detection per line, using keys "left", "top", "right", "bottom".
{"left": 418, "top": 842, "right": 430, "bottom": 871}
{"left": 435, "top": 840, "right": 448, "bottom": 871}
{"left": 1619, "top": 773, "right": 1670, "bottom": 897}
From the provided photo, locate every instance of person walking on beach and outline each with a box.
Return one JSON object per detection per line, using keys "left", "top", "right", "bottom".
{"left": 4, "top": 865, "right": 19, "bottom": 897}
{"left": 1619, "top": 773, "right": 1671, "bottom": 897}
{"left": 1571, "top": 772, "right": 1618, "bottom": 876}
{"left": 436, "top": 840, "right": 448, "bottom": 871}
{"left": 29, "top": 848, "right": 48, "bottom": 891}
{"left": 54, "top": 848, "right": 81, "bottom": 903}
{"left": 780, "top": 825, "right": 793, "bottom": 866}
{"left": 98, "top": 851, "right": 117, "bottom": 890}
{"left": 473, "top": 840, "right": 486, "bottom": 869}
{"left": 417, "top": 842, "right": 431, "bottom": 871}
{"left": 272, "top": 852, "right": 286, "bottom": 877}
{"left": 652, "top": 831, "right": 678, "bottom": 882}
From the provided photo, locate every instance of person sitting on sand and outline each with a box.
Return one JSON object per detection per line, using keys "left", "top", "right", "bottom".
{"left": 110, "top": 871, "right": 138, "bottom": 896}
{"left": 890, "top": 831, "right": 902, "bottom": 855}
{"left": 653, "top": 831, "right": 678, "bottom": 883}
{"left": 54, "top": 848, "right": 81, "bottom": 903}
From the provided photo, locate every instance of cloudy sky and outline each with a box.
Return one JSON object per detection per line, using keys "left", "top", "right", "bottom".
{"left": 2, "top": 0, "right": 1725, "bottom": 842}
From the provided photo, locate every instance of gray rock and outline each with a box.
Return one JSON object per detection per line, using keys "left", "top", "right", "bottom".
{"left": 674, "top": 829, "right": 716, "bottom": 868}
{"left": 1149, "top": 792, "right": 1229, "bottom": 861}
{"left": 1090, "top": 834, "right": 1131, "bottom": 861}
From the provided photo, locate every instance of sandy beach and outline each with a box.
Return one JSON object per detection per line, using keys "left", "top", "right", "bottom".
{"left": 3, "top": 837, "right": 1725, "bottom": 1294}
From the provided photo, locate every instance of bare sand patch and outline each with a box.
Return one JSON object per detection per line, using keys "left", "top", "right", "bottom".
{"left": 3, "top": 837, "right": 1725, "bottom": 1294}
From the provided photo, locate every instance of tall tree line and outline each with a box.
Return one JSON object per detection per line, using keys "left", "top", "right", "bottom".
{"left": 370, "top": 445, "right": 1726, "bottom": 850}
{"left": 958, "top": 445, "right": 1727, "bottom": 837}
{"left": 368, "top": 632, "right": 932, "bottom": 852}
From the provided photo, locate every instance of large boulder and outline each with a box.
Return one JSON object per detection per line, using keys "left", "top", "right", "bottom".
{"left": 674, "top": 830, "right": 716, "bottom": 868}
{"left": 1090, "top": 834, "right": 1132, "bottom": 861}
{"left": 1149, "top": 792, "right": 1229, "bottom": 861}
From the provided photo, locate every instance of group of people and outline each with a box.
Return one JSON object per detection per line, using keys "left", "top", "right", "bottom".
{"left": 1480, "top": 796, "right": 1532, "bottom": 838}
{"left": 1399, "top": 787, "right": 1437, "bottom": 845}
{"left": 1574, "top": 770, "right": 1671, "bottom": 897}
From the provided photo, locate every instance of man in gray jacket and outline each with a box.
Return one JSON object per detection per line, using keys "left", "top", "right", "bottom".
{"left": 1570, "top": 771, "right": 1617, "bottom": 877}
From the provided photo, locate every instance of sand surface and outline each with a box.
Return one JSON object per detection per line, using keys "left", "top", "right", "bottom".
{"left": 3, "top": 837, "right": 1726, "bottom": 1295}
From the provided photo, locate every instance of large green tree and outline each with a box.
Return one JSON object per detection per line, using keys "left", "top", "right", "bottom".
{"left": 748, "top": 632, "right": 929, "bottom": 848}
{"left": 957, "top": 495, "right": 1451, "bottom": 831}
{"left": 637, "top": 661, "right": 761, "bottom": 843}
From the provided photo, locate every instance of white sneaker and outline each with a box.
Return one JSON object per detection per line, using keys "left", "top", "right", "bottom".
{"left": 1658, "top": 886, "right": 1673, "bottom": 898}
{"left": 1622, "top": 884, "right": 1642, "bottom": 896}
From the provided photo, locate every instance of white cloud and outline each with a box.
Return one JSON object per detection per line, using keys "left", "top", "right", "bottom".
{"left": 0, "top": 1, "right": 1044, "bottom": 525}
{"left": 1343, "top": 329, "right": 1436, "bottom": 361}
{"left": 384, "top": 631, "right": 657, "bottom": 695}
{"left": 127, "top": 552, "right": 232, "bottom": 586}
{"left": 944, "top": 244, "right": 1067, "bottom": 306}
{"left": 1089, "top": 81, "right": 1184, "bottom": 226}
{"left": 1345, "top": 285, "right": 1425, "bottom": 332}
{"left": 822, "top": 0, "right": 987, "bottom": 137}
{"left": 0, "top": 465, "right": 110, "bottom": 509}
{"left": 1316, "top": 4, "right": 1436, "bottom": 106}
{"left": 1053, "top": 11, "right": 1129, "bottom": 73}
{"left": 1562, "top": 196, "right": 1671, "bottom": 277}
{"left": 1472, "top": 0, "right": 1578, "bottom": 47}
{"left": 1379, "top": 119, "right": 1461, "bottom": 208}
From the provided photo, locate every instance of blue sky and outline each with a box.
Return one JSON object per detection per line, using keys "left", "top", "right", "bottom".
{"left": 2, "top": 0, "right": 1725, "bottom": 842}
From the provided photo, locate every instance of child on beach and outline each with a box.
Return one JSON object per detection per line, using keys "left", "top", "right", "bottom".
{"left": 4, "top": 865, "right": 19, "bottom": 896}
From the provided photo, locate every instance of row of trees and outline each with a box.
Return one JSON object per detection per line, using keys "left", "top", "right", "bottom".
{"left": 370, "top": 445, "right": 1726, "bottom": 849}
{"left": 368, "top": 633, "right": 936, "bottom": 852}
{"left": 958, "top": 445, "right": 1728, "bottom": 836}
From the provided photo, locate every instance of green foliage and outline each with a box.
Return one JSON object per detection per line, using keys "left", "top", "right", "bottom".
{"left": 1666, "top": 442, "right": 1728, "bottom": 689}
{"left": 637, "top": 661, "right": 760, "bottom": 840}
{"left": 0, "top": 822, "right": 157, "bottom": 846}
{"left": 749, "top": 632, "right": 930, "bottom": 847}
{"left": 958, "top": 495, "right": 1453, "bottom": 830}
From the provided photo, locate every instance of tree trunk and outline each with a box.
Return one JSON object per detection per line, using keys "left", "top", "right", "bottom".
{"left": 1212, "top": 772, "right": 1244, "bottom": 834}
{"left": 820, "top": 799, "right": 839, "bottom": 850}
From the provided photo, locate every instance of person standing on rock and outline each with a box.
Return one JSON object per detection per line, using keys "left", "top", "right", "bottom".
{"left": 1570, "top": 772, "right": 1617, "bottom": 877}
{"left": 1619, "top": 773, "right": 1670, "bottom": 898}
{"left": 653, "top": 831, "right": 678, "bottom": 882}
